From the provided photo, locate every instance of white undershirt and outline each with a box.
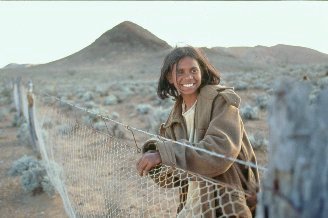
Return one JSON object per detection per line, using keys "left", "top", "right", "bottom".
{"left": 178, "top": 101, "right": 202, "bottom": 217}
{"left": 182, "top": 100, "right": 197, "bottom": 143}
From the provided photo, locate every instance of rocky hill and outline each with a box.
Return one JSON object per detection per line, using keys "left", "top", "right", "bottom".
{"left": 48, "top": 21, "right": 171, "bottom": 68}
{"left": 1, "top": 21, "right": 328, "bottom": 81}
{"left": 17, "top": 21, "right": 171, "bottom": 77}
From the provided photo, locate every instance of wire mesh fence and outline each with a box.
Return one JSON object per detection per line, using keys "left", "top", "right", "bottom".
{"left": 29, "top": 93, "right": 262, "bottom": 218}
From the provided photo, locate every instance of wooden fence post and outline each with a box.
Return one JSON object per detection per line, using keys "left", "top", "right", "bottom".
{"left": 13, "top": 77, "right": 23, "bottom": 118}
{"left": 256, "top": 79, "right": 328, "bottom": 218}
{"left": 27, "top": 80, "right": 39, "bottom": 151}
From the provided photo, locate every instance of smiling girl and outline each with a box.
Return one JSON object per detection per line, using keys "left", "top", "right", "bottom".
{"left": 136, "top": 46, "right": 259, "bottom": 217}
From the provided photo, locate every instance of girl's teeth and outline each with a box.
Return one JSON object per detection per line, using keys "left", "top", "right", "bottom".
{"left": 183, "top": 84, "right": 193, "bottom": 87}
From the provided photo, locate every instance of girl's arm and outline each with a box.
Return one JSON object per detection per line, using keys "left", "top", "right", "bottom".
{"left": 137, "top": 125, "right": 187, "bottom": 188}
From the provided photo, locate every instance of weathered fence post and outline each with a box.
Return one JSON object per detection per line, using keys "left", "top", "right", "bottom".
{"left": 13, "top": 77, "right": 23, "bottom": 118}
{"left": 257, "top": 79, "right": 328, "bottom": 218}
{"left": 27, "top": 80, "right": 39, "bottom": 151}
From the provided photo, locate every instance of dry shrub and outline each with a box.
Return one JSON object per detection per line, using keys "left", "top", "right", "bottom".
{"left": 8, "top": 155, "right": 55, "bottom": 196}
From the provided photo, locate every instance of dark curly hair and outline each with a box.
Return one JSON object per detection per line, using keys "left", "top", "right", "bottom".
{"left": 157, "top": 46, "right": 220, "bottom": 99}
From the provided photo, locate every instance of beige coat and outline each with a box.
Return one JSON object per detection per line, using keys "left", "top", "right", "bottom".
{"left": 143, "top": 85, "right": 260, "bottom": 217}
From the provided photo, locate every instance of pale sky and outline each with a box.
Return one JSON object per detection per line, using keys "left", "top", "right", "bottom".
{"left": 1, "top": 1, "right": 328, "bottom": 68}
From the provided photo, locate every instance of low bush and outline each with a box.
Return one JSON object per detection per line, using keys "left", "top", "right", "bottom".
{"left": 103, "top": 95, "right": 118, "bottom": 106}
{"left": 84, "top": 101, "right": 97, "bottom": 110}
{"left": 95, "top": 85, "right": 108, "bottom": 97}
{"left": 104, "top": 112, "right": 125, "bottom": 138}
{"left": 149, "top": 107, "right": 171, "bottom": 134}
{"left": 252, "top": 81, "right": 270, "bottom": 90}
{"left": 82, "top": 91, "right": 94, "bottom": 101}
{"left": 234, "top": 81, "right": 248, "bottom": 91}
{"left": 248, "top": 133, "right": 269, "bottom": 150}
{"left": 116, "top": 88, "right": 133, "bottom": 102}
{"left": 8, "top": 155, "right": 39, "bottom": 176}
{"left": 255, "top": 95, "right": 270, "bottom": 110}
{"left": 136, "top": 104, "right": 152, "bottom": 115}
{"left": 91, "top": 112, "right": 125, "bottom": 138}
{"left": 8, "top": 155, "right": 55, "bottom": 196}
{"left": 240, "top": 105, "right": 260, "bottom": 120}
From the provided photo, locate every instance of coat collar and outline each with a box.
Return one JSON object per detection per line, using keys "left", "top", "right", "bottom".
{"left": 163, "top": 85, "right": 237, "bottom": 128}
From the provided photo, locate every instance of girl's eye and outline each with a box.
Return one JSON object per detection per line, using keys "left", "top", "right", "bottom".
{"left": 191, "top": 68, "right": 198, "bottom": 73}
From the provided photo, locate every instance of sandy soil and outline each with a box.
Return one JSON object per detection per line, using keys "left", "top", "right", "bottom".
{"left": 0, "top": 108, "right": 67, "bottom": 218}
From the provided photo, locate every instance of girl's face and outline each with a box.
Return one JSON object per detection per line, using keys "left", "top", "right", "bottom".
{"left": 167, "top": 56, "right": 202, "bottom": 100}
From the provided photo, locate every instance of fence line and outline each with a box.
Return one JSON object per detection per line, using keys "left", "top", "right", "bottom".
{"left": 11, "top": 80, "right": 262, "bottom": 217}
{"left": 38, "top": 91, "right": 267, "bottom": 172}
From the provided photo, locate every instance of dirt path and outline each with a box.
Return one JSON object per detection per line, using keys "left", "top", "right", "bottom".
{"left": 0, "top": 109, "right": 67, "bottom": 218}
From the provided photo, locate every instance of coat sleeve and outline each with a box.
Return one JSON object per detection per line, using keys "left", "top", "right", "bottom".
{"left": 141, "top": 126, "right": 187, "bottom": 188}
{"left": 156, "top": 95, "right": 243, "bottom": 178}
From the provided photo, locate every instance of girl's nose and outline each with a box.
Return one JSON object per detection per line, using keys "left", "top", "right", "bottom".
{"left": 186, "top": 73, "right": 193, "bottom": 79}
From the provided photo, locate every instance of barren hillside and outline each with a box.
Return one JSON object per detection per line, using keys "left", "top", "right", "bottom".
{"left": 1, "top": 21, "right": 328, "bottom": 83}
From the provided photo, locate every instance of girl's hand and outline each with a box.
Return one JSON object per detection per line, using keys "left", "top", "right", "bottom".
{"left": 136, "top": 152, "right": 162, "bottom": 176}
